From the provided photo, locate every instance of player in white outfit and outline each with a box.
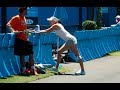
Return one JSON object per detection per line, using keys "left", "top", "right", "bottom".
{"left": 35, "top": 16, "right": 86, "bottom": 75}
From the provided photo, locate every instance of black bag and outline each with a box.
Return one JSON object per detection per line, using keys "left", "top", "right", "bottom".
{"left": 25, "top": 62, "right": 46, "bottom": 74}
{"left": 35, "top": 66, "right": 46, "bottom": 74}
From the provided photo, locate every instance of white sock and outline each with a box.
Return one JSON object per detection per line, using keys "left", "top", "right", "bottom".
{"left": 31, "top": 65, "right": 35, "bottom": 70}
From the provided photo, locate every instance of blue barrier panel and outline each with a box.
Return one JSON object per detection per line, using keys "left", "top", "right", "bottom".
{"left": 46, "top": 44, "right": 56, "bottom": 66}
{"left": 94, "top": 38, "right": 106, "bottom": 57}
{"left": 2, "top": 33, "right": 17, "bottom": 76}
{"left": 59, "top": 38, "right": 65, "bottom": 46}
{"left": 48, "top": 32, "right": 56, "bottom": 44}
{"left": 116, "top": 35, "right": 120, "bottom": 50}
{"left": 36, "top": 33, "right": 56, "bottom": 66}
{"left": 35, "top": 34, "right": 42, "bottom": 64}
{"left": 33, "top": 34, "right": 41, "bottom": 63}
{"left": 29, "top": 33, "right": 40, "bottom": 63}
{"left": 69, "top": 27, "right": 120, "bottom": 61}
{"left": 42, "top": 33, "right": 49, "bottom": 44}
{"left": 8, "top": 33, "right": 21, "bottom": 74}
{"left": 0, "top": 33, "right": 8, "bottom": 78}
{"left": 50, "top": 32, "right": 58, "bottom": 44}
{"left": 0, "top": 33, "right": 11, "bottom": 77}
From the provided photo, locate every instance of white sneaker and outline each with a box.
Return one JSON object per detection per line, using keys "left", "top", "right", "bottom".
{"left": 75, "top": 70, "right": 86, "bottom": 75}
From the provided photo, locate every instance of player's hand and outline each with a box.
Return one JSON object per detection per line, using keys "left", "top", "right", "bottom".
{"left": 25, "top": 29, "right": 36, "bottom": 33}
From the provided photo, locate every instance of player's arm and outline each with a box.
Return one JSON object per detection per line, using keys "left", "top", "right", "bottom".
{"left": 6, "top": 24, "right": 16, "bottom": 33}
{"left": 6, "top": 17, "right": 20, "bottom": 33}
{"left": 35, "top": 24, "right": 59, "bottom": 34}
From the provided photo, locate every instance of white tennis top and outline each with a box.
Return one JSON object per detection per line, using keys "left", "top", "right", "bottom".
{"left": 54, "top": 23, "right": 75, "bottom": 42}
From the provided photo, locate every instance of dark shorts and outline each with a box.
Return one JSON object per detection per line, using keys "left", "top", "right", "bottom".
{"left": 14, "top": 38, "right": 33, "bottom": 56}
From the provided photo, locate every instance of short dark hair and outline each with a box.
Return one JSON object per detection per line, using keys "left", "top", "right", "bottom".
{"left": 18, "top": 7, "right": 27, "bottom": 14}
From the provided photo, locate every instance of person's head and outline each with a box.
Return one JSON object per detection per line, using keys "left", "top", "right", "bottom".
{"left": 116, "top": 15, "right": 120, "bottom": 23}
{"left": 47, "top": 16, "right": 61, "bottom": 26}
{"left": 18, "top": 7, "right": 27, "bottom": 16}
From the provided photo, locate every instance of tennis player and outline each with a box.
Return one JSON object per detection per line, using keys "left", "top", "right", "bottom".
{"left": 35, "top": 16, "right": 86, "bottom": 75}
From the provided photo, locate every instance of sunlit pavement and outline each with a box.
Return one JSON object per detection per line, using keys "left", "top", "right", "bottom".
{"left": 29, "top": 56, "right": 120, "bottom": 83}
